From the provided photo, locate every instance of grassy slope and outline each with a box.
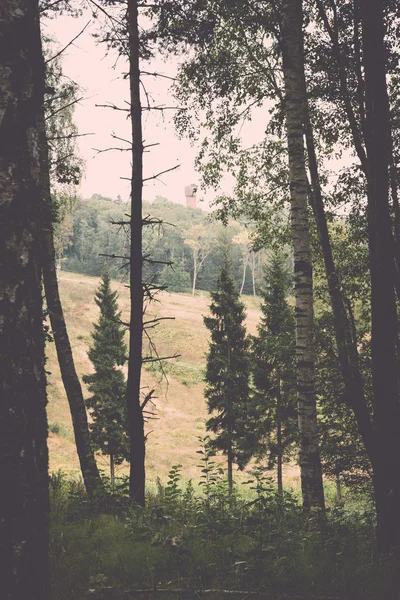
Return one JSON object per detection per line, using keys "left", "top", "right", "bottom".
{"left": 47, "top": 271, "right": 300, "bottom": 487}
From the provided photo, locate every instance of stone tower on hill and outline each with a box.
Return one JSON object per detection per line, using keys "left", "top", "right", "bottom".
{"left": 185, "top": 184, "right": 197, "bottom": 209}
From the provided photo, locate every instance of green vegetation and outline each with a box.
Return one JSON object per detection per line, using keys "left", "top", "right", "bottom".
{"left": 49, "top": 464, "right": 395, "bottom": 600}
{"left": 250, "top": 252, "right": 297, "bottom": 494}
{"left": 62, "top": 195, "right": 270, "bottom": 296}
{"left": 204, "top": 261, "right": 252, "bottom": 491}
{"left": 83, "top": 268, "right": 129, "bottom": 487}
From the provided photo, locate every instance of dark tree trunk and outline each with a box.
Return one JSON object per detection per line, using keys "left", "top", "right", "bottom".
{"left": 362, "top": 0, "right": 400, "bottom": 555}
{"left": 303, "top": 108, "right": 376, "bottom": 461}
{"left": 127, "top": 0, "right": 146, "bottom": 507}
{"left": 335, "top": 472, "right": 343, "bottom": 506}
{"left": 0, "top": 2, "right": 50, "bottom": 597}
{"left": 281, "top": 0, "right": 325, "bottom": 511}
{"left": 276, "top": 374, "right": 283, "bottom": 499}
{"left": 227, "top": 445, "right": 233, "bottom": 497}
{"left": 42, "top": 227, "right": 103, "bottom": 500}
{"left": 36, "top": 34, "right": 103, "bottom": 500}
{"left": 110, "top": 454, "right": 115, "bottom": 491}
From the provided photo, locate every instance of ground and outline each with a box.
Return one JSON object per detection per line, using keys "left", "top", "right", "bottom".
{"left": 46, "top": 271, "right": 300, "bottom": 487}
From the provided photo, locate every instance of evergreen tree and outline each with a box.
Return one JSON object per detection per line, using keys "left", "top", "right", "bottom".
{"left": 83, "top": 267, "right": 129, "bottom": 489}
{"left": 204, "top": 261, "right": 251, "bottom": 494}
{"left": 250, "top": 252, "right": 297, "bottom": 497}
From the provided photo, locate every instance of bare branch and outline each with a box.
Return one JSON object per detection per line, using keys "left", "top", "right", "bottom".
{"left": 142, "top": 105, "right": 186, "bottom": 112}
{"left": 143, "top": 317, "right": 175, "bottom": 326}
{"left": 45, "top": 97, "right": 84, "bottom": 120}
{"left": 47, "top": 132, "right": 94, "bottom": 141}
{"left": 140, "top": 70, "right": 177, "bottom": 81}
{"left": 143, "top": 164, "right": 181, "bottom": 183}
{"left": 93, "top": 146, "right": 131, "bottom": 155}
{"left": 95, "top": 102, "right": 130, "bottom": 112}
{"left": 45, "top": 21, "right": 92, "bottom": 64}
{"left": 142, "top": 354, "right": 181, "bottom": 364}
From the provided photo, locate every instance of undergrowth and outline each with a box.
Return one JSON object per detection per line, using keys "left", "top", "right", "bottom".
{"left": 49, "top": 448, "right": 397, "bottom": 600}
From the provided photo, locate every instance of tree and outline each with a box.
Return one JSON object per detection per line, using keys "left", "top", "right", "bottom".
{"left": 150, "top": 0, "right": 400, "bottom": 549}
{"left": 83, "top": 268, "right": 129, "bottom": 490}
{"left": 0, "top": 1, "right": 50, "bottom": 596}
{"left": 204, "top": 262, "right": 251, "bottom": 494}
{"left": 126, "top": 0, "right": 146, "bottom": 506}
{"left": 232, "top": 230, "right": 253, "bottom": 295}
{"left": 184, "top": 223, "right": 218, "bottom": 295}
{"left": 40, "top": 37, "right": 104, "bottom": 500}
{"left": 280, "top": 0, "right": 325, "bottom": 510}
{"left": 361, "top": 0, "right": 400, "bottom": 553}
{"left": 250, "top": 252, "right": 297, "bottom": 497}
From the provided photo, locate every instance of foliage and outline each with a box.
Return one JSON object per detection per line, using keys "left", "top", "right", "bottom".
{"left": 204, "top": 261, "right": 253, "bottom": 472}
{"left": 250, "top": 252, "right": 298, "bottom": 472}
{"left": 83, "top": 267, "right": 129, "bottom": 471}
{"left": 63, "top": 195, "right": 268, "bottom": 294}
{"left": 49, "top": 463, "right": 395, "bottom": 600}
{"left": 43, "top": 36, "right": 84, "bottom": 258}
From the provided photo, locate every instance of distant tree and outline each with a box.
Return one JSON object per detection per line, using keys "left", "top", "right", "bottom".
{"left": 185, "top": 223, "right": 218, "bottom": 295}
{"left": 250, "top": 252, "right": 297, "bottom": 497}
{"left": 83, "top": 268, "right": 129, "bottom": 489}
{"left": 204, "top": 262, "right": 251, "bottom": 494}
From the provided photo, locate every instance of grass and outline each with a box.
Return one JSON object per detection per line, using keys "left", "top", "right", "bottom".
{"left": 49, "top": 472, "right": 395, "bottom": 600}
{"left": 46, "top": 271, "right": 290, "bottom": 486}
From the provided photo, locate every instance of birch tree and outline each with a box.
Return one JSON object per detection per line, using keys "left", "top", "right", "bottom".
{"left": 184, "top": 224, "right": 218, "bottom": 295}
{"left": 280, "top": 0, "right": 325, "bottom": 510}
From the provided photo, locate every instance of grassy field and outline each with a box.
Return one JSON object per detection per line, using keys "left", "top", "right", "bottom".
{"left": 46, "top": 271, "right": 300, "bottom": 488}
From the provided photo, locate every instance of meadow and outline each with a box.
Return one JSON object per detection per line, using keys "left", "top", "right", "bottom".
{"left": 47, "top": 271, "right": 301, "bottom": 486}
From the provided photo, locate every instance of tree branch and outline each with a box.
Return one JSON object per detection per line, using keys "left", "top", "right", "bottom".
{"left": 45, "top": 21, "right": 91, "bottom": 64}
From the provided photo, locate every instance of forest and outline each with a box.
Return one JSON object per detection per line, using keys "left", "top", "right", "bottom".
{"left": 1, "top": 0, "right": 400, "bottom": 599}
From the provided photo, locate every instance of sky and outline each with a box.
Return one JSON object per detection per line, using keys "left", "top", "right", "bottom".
{"left": 45, "top": 9, "right": 206, "bottom": 207}
{"left": 44, "top": 8, "right": 352, "bottom": 212}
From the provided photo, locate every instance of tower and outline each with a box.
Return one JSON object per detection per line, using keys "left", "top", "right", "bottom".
{"left": 185, "top": 184, "right": 197, "bottom": 209}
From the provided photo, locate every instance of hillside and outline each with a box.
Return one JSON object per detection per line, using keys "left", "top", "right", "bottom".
{"left": 46, "top": 271, "right": 299, "bottom": 487}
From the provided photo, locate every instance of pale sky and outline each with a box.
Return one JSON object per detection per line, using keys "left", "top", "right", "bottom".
{"left": 44, "top": 9, "right": 351, "bottom": 211}
{"left": 45, "top": 10, "right": 205, "bottom": 207}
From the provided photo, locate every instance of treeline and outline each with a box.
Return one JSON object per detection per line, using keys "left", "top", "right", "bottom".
{"left": 61, "top": 194, "right": 278, "bottom": 295}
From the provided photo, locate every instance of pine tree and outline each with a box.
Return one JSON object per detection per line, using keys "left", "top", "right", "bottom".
{"left": 204, "top": 261, "right": 251, "bottom": 494}
{"left": 83, "top": 267, "right": 129, "bottom": 489}
{"left": 250, "top": 252, "right": 297, "bottom": 497}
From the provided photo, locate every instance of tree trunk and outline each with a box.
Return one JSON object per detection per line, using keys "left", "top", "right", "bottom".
{"left": 0, "top": 2, "right": 50, "bottom": 597}
{"left": 227, "top": 445, "right": 233, "bottom": 497}
{"left": 127, "top": 0, "right": 146, "bottom": 507}
{"left": 192, "top": 256, "right": 198, "bottom": 296}
{"left": 281, "top": 0, "right": 325, "bottom": 511}
{"left": 303, "top": 106, "right": 376, "bottom": 461}
{"left": 276, "top": 374, "right": 283, "bottom": 499}
{"left": 251, "top": 252, "right": 256, "bottom": 297}
{"left": 42, "top": 228, "right": 103, "bottom": 499}
{"left": 36, "top": 34, "right": 103, "bottom": 500}
{"left": 335, "top": 472, "right": 343, "bottom": 506}
{"left": 240, "top": 253, "right": 249, "bottom": 295}
{"left": 362, "top": 0, "right": 400, "bottom": 555}
{"left": 110, "top": 454, "right": 115, "bottom": 491}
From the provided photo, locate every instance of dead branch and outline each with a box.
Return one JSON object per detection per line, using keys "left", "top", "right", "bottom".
{"left": 47, "top": 132, "right": 94, "bottom": 141}
{"left": 143, "top": 164, "right": 181, "bottom": 183}
{"left": 45, "top": 96, "right": 84, "bottom": 120}
{"left": 93, "top": 146, "right": 131, "bottom": 155}
{"left": 140, "top": 70, "right": 177, "bottom": 81}
{"left": 45, "top": 21, "right": 91, "bottom": 64}
{"left": 95, "top": 102, "right": 130, "bottom": 112}
{"left": 142, "top": 105, "right": 186, "bottom": 112}
{"left": 142, "top": 354, "right": 180, "bottom": 364}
